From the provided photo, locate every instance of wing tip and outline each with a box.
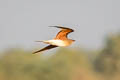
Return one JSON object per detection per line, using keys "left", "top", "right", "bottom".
{"left": 49, "top": 26, "right": 60, "bottom": 28}
{"left": 32, "top": 50, "right": 43, "bottom": 54}
{"left": 49, "top": 26, "right": 74, "bottom": 31}
{"left": 32, "top": 52, "right": 39, "bottom": 54}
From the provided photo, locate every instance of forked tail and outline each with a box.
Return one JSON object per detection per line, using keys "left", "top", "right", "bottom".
{"left": 35, "top": 41, "right": 43, "bottom": 42}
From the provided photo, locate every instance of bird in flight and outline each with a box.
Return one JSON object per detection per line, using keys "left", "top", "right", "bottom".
{"left": 33, "top": 26, "right": 75, "bottom": 54}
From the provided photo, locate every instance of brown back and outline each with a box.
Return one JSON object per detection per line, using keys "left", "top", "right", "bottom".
{"left": 50, "top": 26, "right": 74, "bottom": 40}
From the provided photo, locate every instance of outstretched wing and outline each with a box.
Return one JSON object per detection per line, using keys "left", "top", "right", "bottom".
{"left": 33, "top": 45, "right": 58, "bottom": 54}
{"left": 50, "top": 26, "right": 74, "bottom": 40}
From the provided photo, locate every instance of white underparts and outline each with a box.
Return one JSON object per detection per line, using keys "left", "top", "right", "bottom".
{"left": 43, "top": 40, "right": 67, "bottom": 46}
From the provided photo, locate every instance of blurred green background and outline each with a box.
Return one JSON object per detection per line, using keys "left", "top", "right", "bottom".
{"left": 1, "top": 0, "right": 120, "bottom": 80}
{"left": 0, "top": 32, "right": 120, "bottom": 80}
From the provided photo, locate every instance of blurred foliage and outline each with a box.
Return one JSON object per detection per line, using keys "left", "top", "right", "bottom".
{"left": 0, "top": 33, "right": 120, "bottom": 80}
{"left": 95, "top": 33, "right": 120, "bottom": 80}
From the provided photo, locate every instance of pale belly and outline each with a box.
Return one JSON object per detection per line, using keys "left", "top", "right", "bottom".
{"left": 45, "top": 40, "right": 69, "bottom": 47}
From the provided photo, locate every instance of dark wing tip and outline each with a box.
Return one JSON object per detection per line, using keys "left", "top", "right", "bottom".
{"left": 32, "top": 50, "right": 42, "bottom": 54}
{"left": 33, "top": 45, "right": 58, "bottom": 54}
{"left": 49, "top": 26, "right": 74, "bottom": 31}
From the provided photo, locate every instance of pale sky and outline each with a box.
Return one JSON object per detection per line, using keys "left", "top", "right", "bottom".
{"left": 0, "top": 0, "right": 120, "bottom": 51}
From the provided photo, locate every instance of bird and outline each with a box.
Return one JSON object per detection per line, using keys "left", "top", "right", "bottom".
{"left": 33, "top": 26, "right": 75, "bottom": 54}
